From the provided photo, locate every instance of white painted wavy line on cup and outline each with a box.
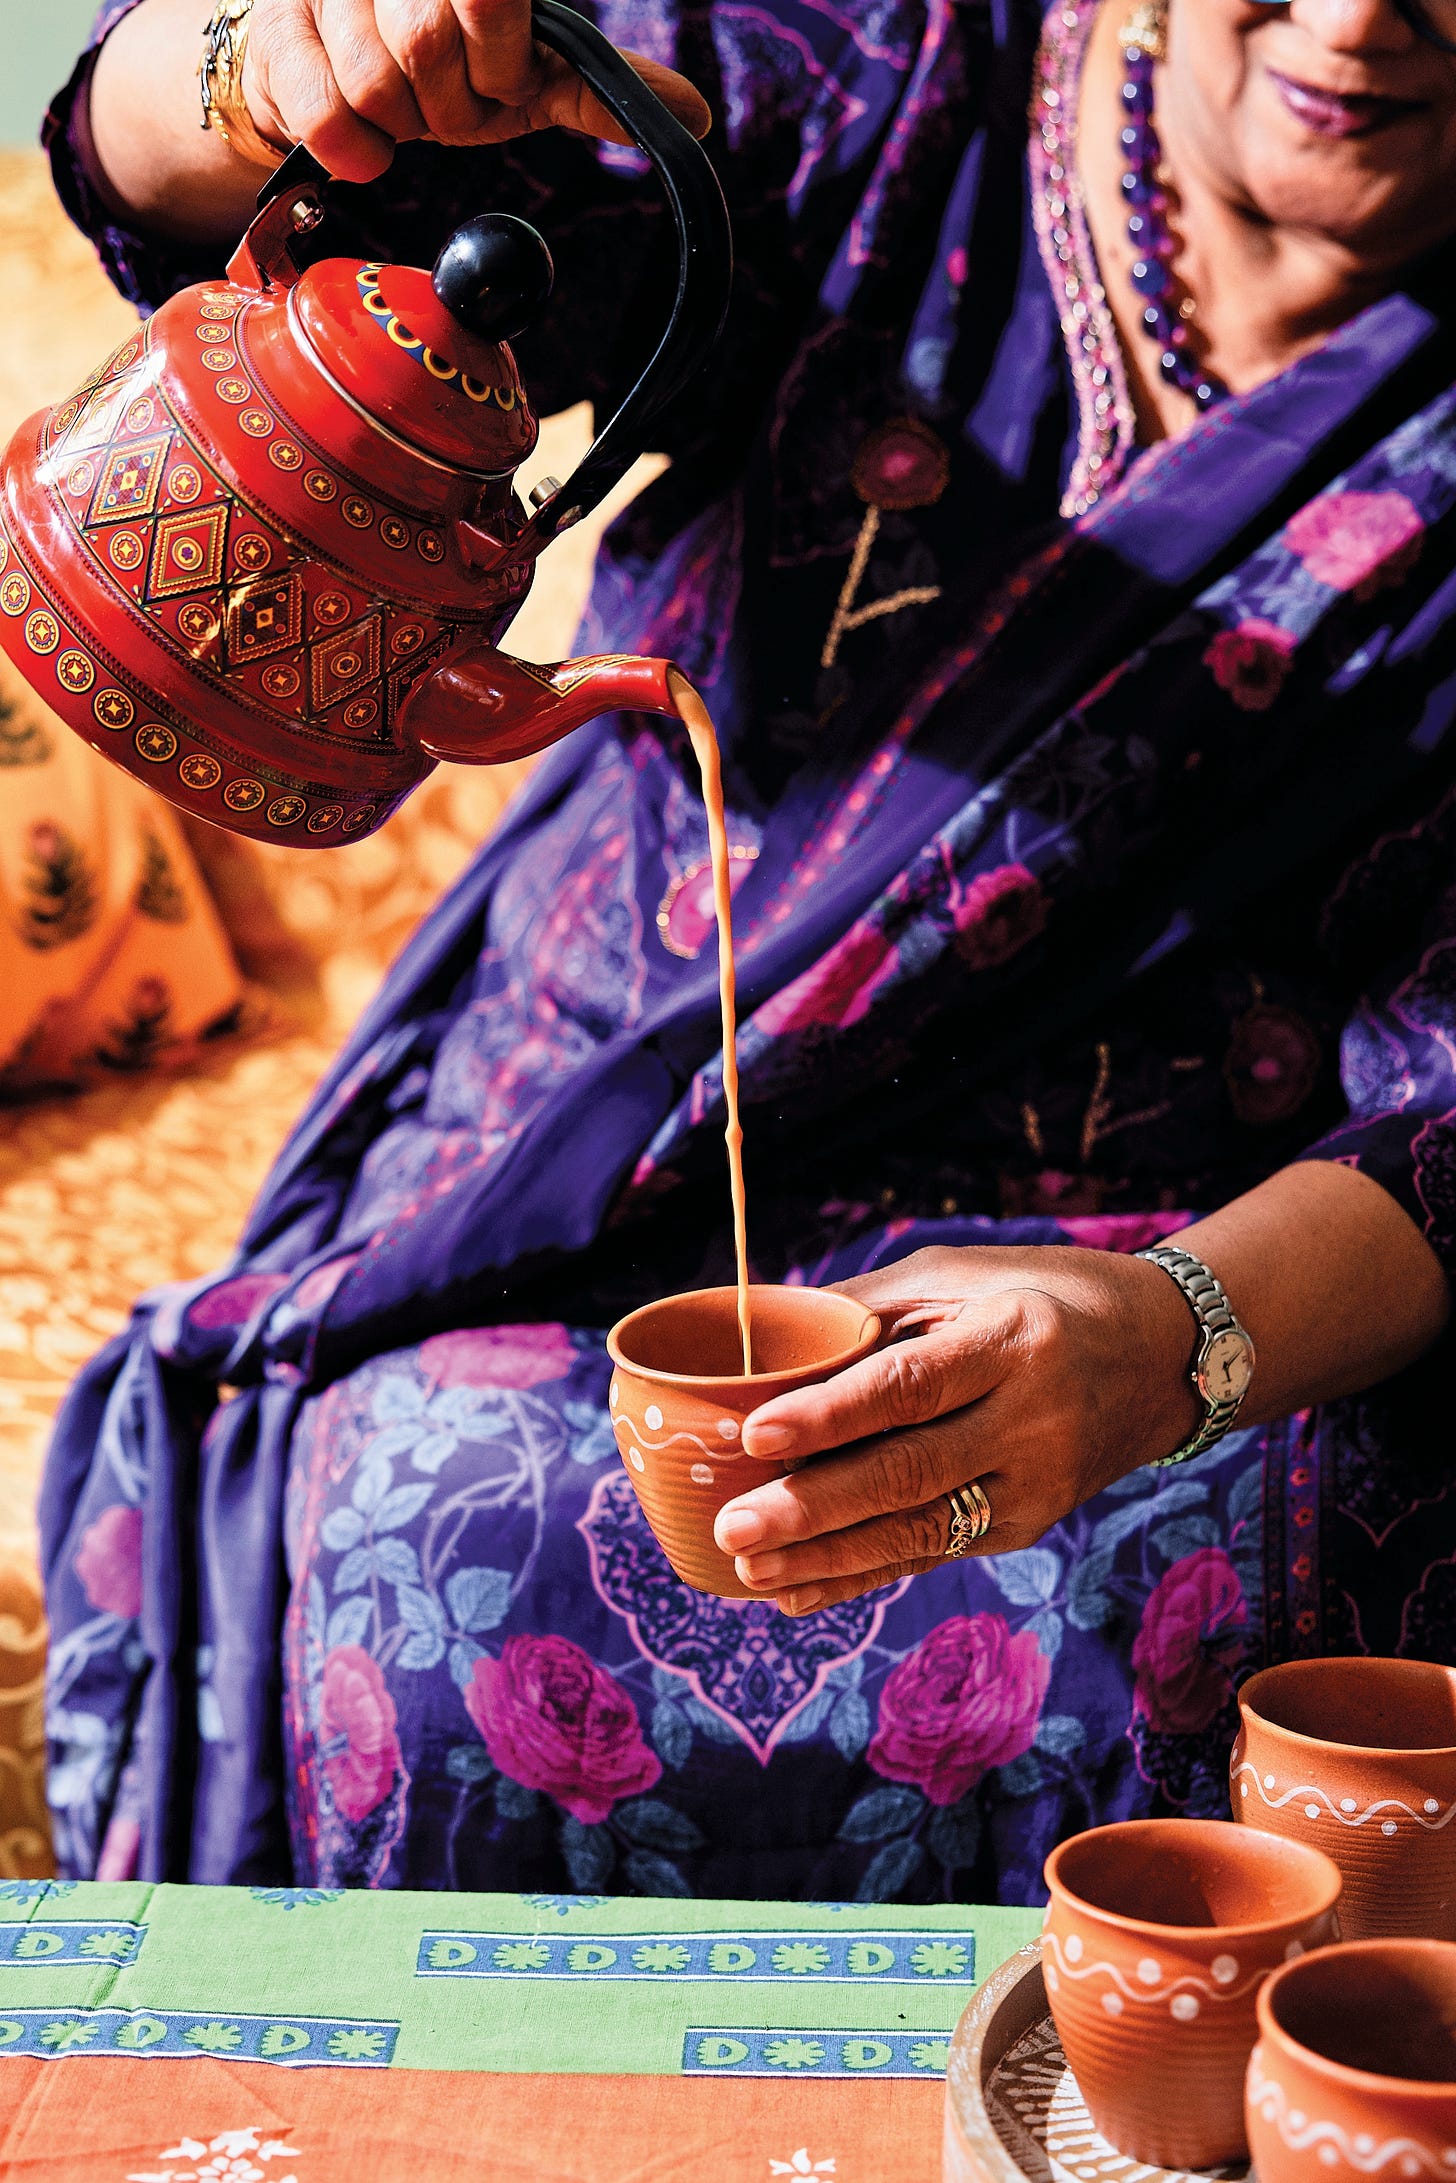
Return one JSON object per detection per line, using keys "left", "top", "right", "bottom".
{"left": 1042, "top": 1928, "right": 1265, "bottom": 2008}
{"left": 1248, "top": 2054, "right": 1456, "bottom": 2175}
{"left": 611, "top": 1413, "right": 741, "bottom": 1462}
{"left": 1233, "top": 1761, "right": 1456, "bottom": 1833}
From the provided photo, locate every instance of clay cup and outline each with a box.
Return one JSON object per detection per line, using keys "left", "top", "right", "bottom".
{"left": 1247, "top": 1939, "right": 1456, "bottom": 2183}
{"left": 1043, "top": 1817, "right": 1343, "bottom": 2170}
{"left": 605, "top": 1284, "right": 881, "bottom": 1597}
{"left": 1234, "top": 1658, "right": 1456, "bottom": 1940}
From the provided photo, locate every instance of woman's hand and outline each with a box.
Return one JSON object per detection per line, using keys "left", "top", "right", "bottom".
{"left": 242, "top": 0, "right": 711, "bottom": 181}
{"left": 713, "top": 1244, "right": 1200, "bottom": 1617}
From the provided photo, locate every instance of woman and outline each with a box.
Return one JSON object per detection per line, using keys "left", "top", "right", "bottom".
{"left": 39, "top": 0, "right": 1456, "bottom": 1897}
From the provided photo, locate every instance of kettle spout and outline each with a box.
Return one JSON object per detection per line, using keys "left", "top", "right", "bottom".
{"left": 407, "top": 647, "right": 680, "bottom": 765}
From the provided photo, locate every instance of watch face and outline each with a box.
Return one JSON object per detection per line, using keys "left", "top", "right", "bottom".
{"left": 1200, "top": 1327, "right": 1254, "bottom": 1406}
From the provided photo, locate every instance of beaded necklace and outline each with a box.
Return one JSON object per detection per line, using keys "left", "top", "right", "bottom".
{"left": 1118, "top": 40, "right": 1228, "bottom": 410}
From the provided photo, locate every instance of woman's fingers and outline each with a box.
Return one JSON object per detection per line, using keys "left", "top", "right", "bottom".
{"left": 250, "top": 1, "right": 397, "bottom": 180}
{"left": 452, "top": 0, "right": 538, "bottom": 104}
{"left": 374, "top": 0, "right": 494, "bottom": 140}
{"left": 741, "top": 1296, "right": 1020, "bottom": 1464}
{"left": 770, "top": 1557, "right": 946, "bottom": 1619}
{"left": 316, "top": 0, "right": 427, "bottom": 142}
{"left": 733, "top": 1479, "right": 1020, "bottom": 1593}
{"left": 717, "top": 1403, "right": 1009, "bottom": 1558}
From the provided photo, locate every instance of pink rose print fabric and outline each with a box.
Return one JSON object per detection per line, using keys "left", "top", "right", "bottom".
{"left": 464, "top": 1636, "right": 661, "bottom": 1824}
{"left": 950, "top": 864, "right": 1050, "bottom": 972}
{"left": 74, "top": 1504, "right": 142, "bottom": 1621}
{"left": 1285, "top": 490, "right": 1424, "bottom": 597}
{"left": 419, "top": 1324, "right": 577, "bottom": 1390}
{"left": 1204, "top": 621, "right": 1297, "bottom": 713}
{"left": 1132, "top": 1549, "right": 1248, "bottom": 1736}
{"left": 319, "top": 1645, "right": 403, "bottom": 1823}
{"left": 868, "top": 1614, "right": 1051, "bottom": 1806}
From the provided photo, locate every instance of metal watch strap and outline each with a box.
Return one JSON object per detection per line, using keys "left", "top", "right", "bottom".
{"left": 1134, "top": 1243, "right": 1250, "bottom": 1468}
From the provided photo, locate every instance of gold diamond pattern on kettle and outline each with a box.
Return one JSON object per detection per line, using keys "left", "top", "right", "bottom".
{"left": 225, "top": 571, "right": 304, "bottom": 665}
{"left": 87, "top": 437, "right": 170, "bottom": 527}
{"left": 310, "top": 613, "right": 382, "bottom": 714}
{"left": 147, "top": 504, "right": 229, "bottom": 601}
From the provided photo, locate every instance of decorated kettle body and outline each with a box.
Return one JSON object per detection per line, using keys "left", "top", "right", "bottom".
{"left": 0, "top": 2, "right": 730, "bottom": 844}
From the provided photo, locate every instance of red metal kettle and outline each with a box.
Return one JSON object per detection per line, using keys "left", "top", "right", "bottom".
{"left": 0, "top": 2, "right": 730, "bottom": 843}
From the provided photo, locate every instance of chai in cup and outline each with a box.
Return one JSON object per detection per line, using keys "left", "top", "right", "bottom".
{"left": 1233, "top": 1657, "right": 1456, "bottom": 1939}
{"left": 1043, "top": 1816, "right": 1343, "bottom": 2170}
{"left": 1247, "top": 1938, "right": 1456, "bottom": 2183}
{"left": 606, "top": 1283, "right": 881, "bottom": 1596}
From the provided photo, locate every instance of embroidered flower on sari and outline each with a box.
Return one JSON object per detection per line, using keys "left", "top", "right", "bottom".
{"left": 463, "top": 1635, "right": 661, "bottom": 1824}
{"left": 950, "top": 863, "right": 1049, "bottom": 971}
{"left": 1204, "top": 620, "right": 1297, "bottom": 712}
{"left": 1224, "top": 1004, "right": 1321, "bottom": 1126}
{"left": 74, "top": 1504, "right": 142, "bottom": 1620}
{"left": 752, "top": 921, "right": 898, "bottom": 1036}
{"left": 1285, "top": 489, "right": 1424, "bottom": 598}
{"left": 868, "top": 1614, "right": 1050, "bottom": 1806}
{"left": 419, "top": 1324, "right": 577, "bottom": 1390}
{"left": 319, "top": 1644, "right": 402, "bottom": 1823}
{"left": 1131, "top": 1547, "right": 1248, "bottom": 1735}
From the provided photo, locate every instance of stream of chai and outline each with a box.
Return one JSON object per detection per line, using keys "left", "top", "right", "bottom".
{"left": 668, "top": 669, "right": 753, "bottom": 1375}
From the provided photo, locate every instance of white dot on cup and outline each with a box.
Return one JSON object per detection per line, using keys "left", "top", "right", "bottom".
{"left": 1318, "top": 2150, "right": 1339, "bottom": 2168}
{"left": 1065, "top": 1935, "right": 1083, "bottom": 1962}
{"left": 1137, "top": 1958, "right": 1161, "bottom": 1986}
{"left": 1341, "top": 1798, "right": 1357, "bottom": 1812}
{"left": 1211, "top": 1955, "right": 1238, "bottom": 1985}
{"left": 1427, "top": 1799, "right": 1442, "bottom": 1815}
{"left": 1356, "top": 2140, "right": 1377, "bottom": 2157}
{"left": 1100, "top": 1992, "right": 1123, "bottom": 2017}
{"left": 645, "top": 1404, "right": 663, "bottom": 1430}
{"left": 1240, "top": 1781, "right": 1249, "bottom": 1796}
{"left": 1045, "top": 1964, "right": 1059, "bottom": 1993}
{"left": 717, "top": 1419, "right": 739, "bottom": 1441}
{"left": 628, "top": 1447, "right": 645, "bottom": 1472}
{"left": 690, "top": 1463, "right": 715, "bottom": 1485}
{"left": 610, "top": 1381, "right": 619, "bottom": 1408}
{"left": 1383, "top": 1820, "right": 1399, "bottom": 1837}
{"left": 1304, "top": 1804, "right": 1321, "bottom": 1820}
{"left": 1291, "top": 2113, "right": 1307, "bottom": 2132}
{"left": 1170, "top": 1994, "right": 1199, "bottom": 2022}
{"left": 1264, "top": 1774, "right": 1276, "bottom": 1789}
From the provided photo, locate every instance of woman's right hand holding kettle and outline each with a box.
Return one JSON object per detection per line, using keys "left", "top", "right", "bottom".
{"left": 239, "top": 0, "right": 711, "bottom": 181}
{"left": 87, "top": 0, "right": 709, "bottom": 241}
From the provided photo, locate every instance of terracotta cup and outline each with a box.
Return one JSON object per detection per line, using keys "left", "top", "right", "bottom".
{"left": 1233, "top": 1658, "right": 1456, "bottom": 1940}
{"left": 605, "top": 1284, "right": 881, "bottom": 1597}
{"left": 1246, "top": 1939, "right": 1456, "bottom": 2183}
{"left": 1043, "top": 1817, "right": 1343, "bottom": 2170}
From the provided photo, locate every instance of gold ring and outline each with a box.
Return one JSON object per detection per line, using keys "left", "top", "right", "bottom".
{"left": 945, "top": 1479, "right": 992, "bottom": 1558}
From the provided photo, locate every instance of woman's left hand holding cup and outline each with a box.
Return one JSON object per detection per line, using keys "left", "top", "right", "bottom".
{"left": 713, "top": 1244, "right": 1202, "bottom": 1615}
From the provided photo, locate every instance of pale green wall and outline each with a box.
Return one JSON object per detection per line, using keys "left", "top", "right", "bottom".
{"left": 3, "top": 5, "right": 106, "bottom": 147}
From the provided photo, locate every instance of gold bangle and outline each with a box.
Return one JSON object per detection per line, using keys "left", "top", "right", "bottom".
{"left": 199, "top": 0, "right": 287, "bottom": 172}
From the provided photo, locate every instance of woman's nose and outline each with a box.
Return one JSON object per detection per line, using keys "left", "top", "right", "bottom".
{"left": 1285, "top": 0, "right": 1418, "bottom": 53}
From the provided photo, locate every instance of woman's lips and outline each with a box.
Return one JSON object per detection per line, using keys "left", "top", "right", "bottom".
{"left": 1267, "top": 67, "right": 1424, "bottom": 137}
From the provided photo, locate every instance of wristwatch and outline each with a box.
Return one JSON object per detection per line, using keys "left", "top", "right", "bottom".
{"left": 1134, "top": 1243, "right": 1256, "bottom": 1467}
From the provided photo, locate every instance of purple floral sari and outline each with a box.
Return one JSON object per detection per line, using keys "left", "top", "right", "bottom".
{"left": 38, "top": 0, "right": 1456, "bottom": 1898}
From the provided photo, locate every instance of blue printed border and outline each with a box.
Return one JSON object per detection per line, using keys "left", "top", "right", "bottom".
{"left": 683, "top": 2027, "right": 954, "bottom": 2078}
{"left": 0, "top": 1922, "right": 143, "bottom": 1966}
{"left": 0, "top": 2009, "right": 398, "bottom": 2067}
{"left": 416, "top": 1929, "right": 975, "bottom": 1984}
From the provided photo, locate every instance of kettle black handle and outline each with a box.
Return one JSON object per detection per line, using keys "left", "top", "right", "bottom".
{"left": 506, "top": 0, "right": 732, "bottom": 544}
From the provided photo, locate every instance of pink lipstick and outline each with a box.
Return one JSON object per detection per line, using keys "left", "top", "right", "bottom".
{"left": 1267, "top": 67, "right": 1423, "bottom": 137}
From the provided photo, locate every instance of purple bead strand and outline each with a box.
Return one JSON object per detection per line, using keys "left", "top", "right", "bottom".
{"left": 1119, "top": 42, "right": 1226, "bottom": 410}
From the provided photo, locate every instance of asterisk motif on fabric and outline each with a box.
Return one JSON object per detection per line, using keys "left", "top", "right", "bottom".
{"left": 909, "top": 2038, "right": 951, "bottom": 2071}
{"left": 492, "top": 1941, "right": 551, "bottom": 1970}
{"left": 182, "top": 2021, "right": 243, "bottom": 2052}
{"left": 38, "top": 2019, "right": 97, "bottom": 2049}
{"left": 909, "top": 1941, "right": 969, "bottom": 1978}
{"left": 769, "top": 2155, "right": 837, "bottom": 2178}
{"left": 632, "top": 1942, "right": 690, "bottom": 1973}
{"left": 0, "top": 1880, "right": 75, "bottom": 1903}
{"left": 327, "top": 2027, "right": 387, "bottom": 2059}
{"left": 762, "top": 2038, "right": 823, "bottom": 2069}
{"left": 79, "top": 1929, "right": 138, "bottom": 1957}
{"left": 771, "top": 1942, "right": 830, "bottom": 1975}
{"left": 517, "top": 1894, "right": 611, "bottom": 1915}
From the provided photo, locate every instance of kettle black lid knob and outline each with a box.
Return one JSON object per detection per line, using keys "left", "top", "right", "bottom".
{"left": 432, "top": 214, "right": 555, "bottom": 344}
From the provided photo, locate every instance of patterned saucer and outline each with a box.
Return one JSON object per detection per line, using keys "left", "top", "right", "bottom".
{"left": 944, "top": 1943, "right": 1248, "bottom": 2183}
